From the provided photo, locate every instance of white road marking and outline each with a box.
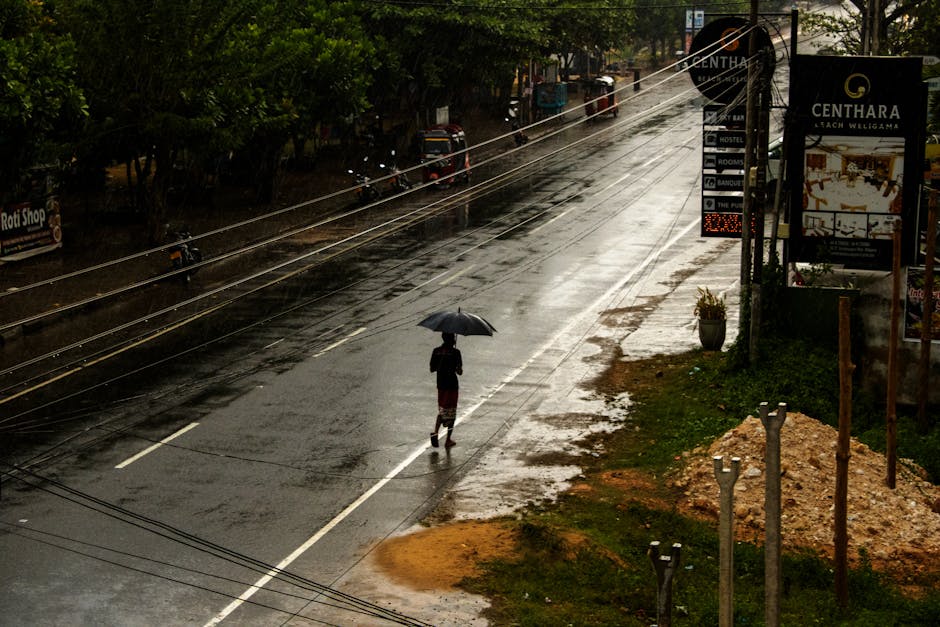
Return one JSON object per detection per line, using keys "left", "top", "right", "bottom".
{"left": 262, "top": 338, "right": 284, "bottom": 350}
{"left": 313, "top": 327, "right": 366, "bottom": 357}
{"left": 438, "top": 264, "right": 475, "bottom": 285}
{"left": 114, "top": 422, "right": 200, "bottom": 469}
{"left": 204, "top": 217, "right": 699, "bottom": 625}
{"left": 528, "top": 209, "right": 571, "bottom": 234}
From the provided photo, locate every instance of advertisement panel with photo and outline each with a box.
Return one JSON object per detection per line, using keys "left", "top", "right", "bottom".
{"left": 788, "top": 56, "right": 925, "bottom": 269}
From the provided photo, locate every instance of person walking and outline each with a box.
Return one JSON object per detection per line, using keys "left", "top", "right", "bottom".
{"left": 430, "top": 332, "right": 462, "bottom": 448}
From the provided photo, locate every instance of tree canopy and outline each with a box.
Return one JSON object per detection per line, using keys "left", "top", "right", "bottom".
{"left": 0, "top": 0, "right": 86, "bottom": 201}
{"left": 801, "top": 0, "right": 939, "bottom": 56}
{"left": 15, "top": 0, "right": 940, "bottom": 242}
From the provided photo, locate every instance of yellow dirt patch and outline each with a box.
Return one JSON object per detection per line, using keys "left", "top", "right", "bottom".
{"left": 374, "top": 520, "right": 518, "bottom": 590}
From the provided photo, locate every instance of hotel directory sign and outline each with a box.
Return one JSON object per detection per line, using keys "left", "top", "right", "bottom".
{"left": 702, "top": 105, "right": 747, "bottom": 237}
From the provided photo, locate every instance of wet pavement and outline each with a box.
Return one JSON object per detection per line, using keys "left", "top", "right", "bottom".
{"left": 311, "top": 230, "right": 741, "bottom": 627}
{"left": 1, "top": 68, "right": 749, "bottom": 626}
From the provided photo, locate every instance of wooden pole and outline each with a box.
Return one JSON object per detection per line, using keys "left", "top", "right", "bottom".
{"left": 835, "top": 296, "right": 854, "bottom": 609}
{"left": 886, "top": 222, "right": 901, "bottom": 488}
{"left": 917, "top": 190, "right": 937, "bottom": 432}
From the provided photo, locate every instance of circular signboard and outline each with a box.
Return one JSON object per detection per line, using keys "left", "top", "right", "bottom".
{"left": 688, "top": 16, "right": 775, "bottom": 104}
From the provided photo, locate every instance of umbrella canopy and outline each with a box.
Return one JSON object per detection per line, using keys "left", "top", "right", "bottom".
{"left": 417, "top": 308, "right": 497, "bottom": 336}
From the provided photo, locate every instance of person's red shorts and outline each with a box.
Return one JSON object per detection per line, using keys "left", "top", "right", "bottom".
{"left": 438, "top": 389, "right": 458, "bottom": 424}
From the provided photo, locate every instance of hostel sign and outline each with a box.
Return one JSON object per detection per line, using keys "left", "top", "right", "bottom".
{"left": 788, "top": 56, "right": 925, "bottom": 269}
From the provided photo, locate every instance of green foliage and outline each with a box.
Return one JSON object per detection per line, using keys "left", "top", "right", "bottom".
{"left": 694, "top": 286, "right": 727, "bottom": 320}
{"left": 0, "top": 0, "right": 86, "bottom": 197}
{"left": 362, "top": 0, "right": 546, "bottom": 114}
{"left": 801, "top": 0, "right": 940, "bottom": 56}
{"left": 56, "top": 0, "right": 375, "bottom": 226}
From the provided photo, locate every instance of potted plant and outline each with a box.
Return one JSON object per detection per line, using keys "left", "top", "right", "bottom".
{"left": 694, "top": 287, "right": 727, "bottom": 350}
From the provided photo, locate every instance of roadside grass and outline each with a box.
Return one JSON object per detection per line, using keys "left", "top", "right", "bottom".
{"left": 462, "top": 338, "right": 940, "bottom": 625}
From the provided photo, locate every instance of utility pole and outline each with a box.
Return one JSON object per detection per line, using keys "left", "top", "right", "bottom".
{"left": 741, "top": 0, "right": 760, "bottom": 358}
{"left": 862, "top": 0, "right": 871, "bottom": 54}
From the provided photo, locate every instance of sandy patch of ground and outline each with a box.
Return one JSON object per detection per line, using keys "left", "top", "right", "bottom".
{"left": 373, "top": 520, "right": 518, "bottom": 591}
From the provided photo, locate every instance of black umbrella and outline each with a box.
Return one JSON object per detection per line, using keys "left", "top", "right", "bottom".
{"left": 417, "top": 308, "right": 497, "bottom": 336}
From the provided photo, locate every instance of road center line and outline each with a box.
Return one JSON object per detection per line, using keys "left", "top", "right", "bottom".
{"left": 204, "top": 217, "right": 699, "bottom": 625}
{"left": 529, "top": 209, "right": 571, "bottom": 234}
{"left": 114, "top": 422, "right": 200, "bottom": 469}
{"left": 438, "top": 264, "right": 475, "bottom": 286}
{"left": 313, "top": 327, "right": 366, "bottom": 357}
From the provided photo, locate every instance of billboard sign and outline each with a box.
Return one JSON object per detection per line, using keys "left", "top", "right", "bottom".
{"left": 788, "top": 56, "right": 925, "bottom": 269}
{"left": 904, "top": 267, "right": 940, "bottom": 342}
{"left": 1, "top": 168, "right": 63, "bottom": 262}
{"left": 688, "top": 17, "right": 774, "bottom": 104}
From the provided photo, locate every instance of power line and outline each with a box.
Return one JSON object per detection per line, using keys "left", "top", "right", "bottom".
{"left": 2, "top": 462, "right": 435, "bottom": 626}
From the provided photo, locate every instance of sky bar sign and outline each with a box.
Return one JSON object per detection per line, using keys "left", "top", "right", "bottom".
{"left": 788, "top": 56, "right": 925, "bottom": 269}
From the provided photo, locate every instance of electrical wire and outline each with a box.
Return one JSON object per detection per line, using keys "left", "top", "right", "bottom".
{"left": 0, "top": 55, "right": 715, "bottom": 398}
{"left": 2, "top": 463, "right": 435, "bottom": 626}
{"left": 0, "top": 18, "right": 765, "bottom": 336}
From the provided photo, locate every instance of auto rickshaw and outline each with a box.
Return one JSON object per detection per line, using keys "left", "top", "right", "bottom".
{"left": 416, "top": 124, "right": 470, "bottom": 186}
{"left": 583, "top": 75, "right": 618, "bottom": 118}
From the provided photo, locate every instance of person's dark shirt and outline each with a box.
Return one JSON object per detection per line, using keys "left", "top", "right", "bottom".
{"left": 430, "top": 344, "right": 462, "bottom": 390}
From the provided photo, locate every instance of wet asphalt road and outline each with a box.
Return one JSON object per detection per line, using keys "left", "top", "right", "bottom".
{"left": 1, "top": 77, "right": 716, "bottom": 625}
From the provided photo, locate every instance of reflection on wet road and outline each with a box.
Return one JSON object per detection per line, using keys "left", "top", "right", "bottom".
{"left": 0, "top": 74, "right": 715, "bottom": 625}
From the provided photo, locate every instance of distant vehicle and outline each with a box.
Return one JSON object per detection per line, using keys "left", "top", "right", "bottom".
{"left": 506, "top": 100, "right": 528, "bottom": 147}
{"left": 584, "top": 75, "right": 618, "bottom": 119}
{"left": 535, "top": 82, "right": 567, "bottom": 117}
{"left": 378, "top": 150, "right": 413, "bottom": 196}
{"left": 348, "top": 156, "right": 380, "bottom": 205}
{"left": 167, "top": 228, "right": 203, "bottom": 283}
{"left": 417, "top": 124, "right": 470, "bottom": 186}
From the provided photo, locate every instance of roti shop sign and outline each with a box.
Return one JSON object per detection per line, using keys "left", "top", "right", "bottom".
{"left": 688, "top": 16, "right": 774, "bottom": 104}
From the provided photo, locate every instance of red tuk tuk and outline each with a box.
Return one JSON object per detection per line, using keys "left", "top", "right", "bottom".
{"left": 417, "top": 124, "right": 470, "bottom": 185}
{"left": 583, "top": 75, "right": 618, "bottom": 118}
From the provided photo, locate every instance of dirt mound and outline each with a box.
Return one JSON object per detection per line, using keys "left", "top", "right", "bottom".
{"left": 670, "top": 412, "right": 940, "bottom": 587}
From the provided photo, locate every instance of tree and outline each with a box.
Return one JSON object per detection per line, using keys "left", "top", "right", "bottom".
{"left": 60, "top": 0, "right": 375, "bottom": 241}
{"left": 0, "top": 0, "right": 86, "bottom": 201}
{"left": 801, "top": 0, "right": 940, "bottom": 56}
{"left": 362, "top": 0, "right": 546, "bottom": 126}
{"left": 632, "top": 0, "right": 682, "bottom": 65}
{"left": 542, "top": 0, "right": 634, "bottom": 78}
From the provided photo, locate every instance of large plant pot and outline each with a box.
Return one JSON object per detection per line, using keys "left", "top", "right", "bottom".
{"left": 698, "top": 318, "right": 727, "bottom": 351}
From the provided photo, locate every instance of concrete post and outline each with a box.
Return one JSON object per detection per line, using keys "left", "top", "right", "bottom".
{"left": 714, "top": 455, "right": 740, "bottom": 627}
{"left": 760, "top": 402, "right": 787, "bottom": 627}
{"left": 649, "top": 541, "right": 682, "bottom": 627}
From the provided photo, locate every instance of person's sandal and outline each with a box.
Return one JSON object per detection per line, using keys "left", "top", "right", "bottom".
{"left": 444, "top": 439, "right": 456, "bottom": 448}
{"left": 430, "top": 433, "right": 439, "bottom": 448}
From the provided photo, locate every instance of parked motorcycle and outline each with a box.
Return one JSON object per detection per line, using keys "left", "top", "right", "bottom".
{"left": 168, "top": 229, "right": 203, "bottom": 283}
{"left": 506, "top": 100, "right": 528, "bottom": 147}
{"left": 348, "top": 156, "right": 380, "bottom": 205}
{"left": 379, "top": 150, "right": 413, "bottom": 196}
